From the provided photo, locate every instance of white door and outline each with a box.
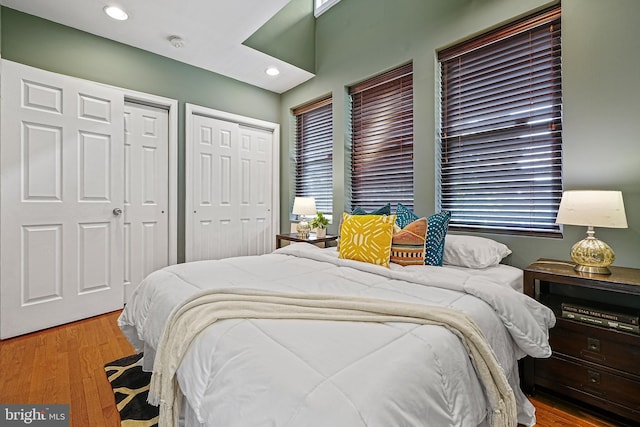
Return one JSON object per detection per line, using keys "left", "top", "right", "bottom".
{"left": 237, "top": 125, "right": 274, "bottom": 255}
{"left": 123, "top": 102, "right": 170, "bottom": 302}
{"left": 1, "top": 61, "right": 124, "bottom": 339}
{"left": 188, "top": 114, "right": 274, "bottom": 261}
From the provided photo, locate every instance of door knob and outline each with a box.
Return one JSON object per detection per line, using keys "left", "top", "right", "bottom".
{"left": 113, "top": 208, "right": 123, "bottom": 216}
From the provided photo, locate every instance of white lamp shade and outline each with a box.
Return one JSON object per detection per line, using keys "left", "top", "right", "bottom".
{"left": 292, "top": 197, "right": 317, "bottom": 216}
{"left": 555, "top": 190, "right": 628, "bottom": 228}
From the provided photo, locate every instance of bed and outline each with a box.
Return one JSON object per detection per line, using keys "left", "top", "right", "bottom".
{"left": 118, "top": 239, "right": 555, "bottom": 427}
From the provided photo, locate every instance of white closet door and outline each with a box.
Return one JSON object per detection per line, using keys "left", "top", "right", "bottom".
{"left": 237, "top": 125, "right": 274, "bottom": 256}
{"left": 0, "top": 60, "right": 125, "bottom": 339}
{"left": 123, "top": 102, "right": 170, "bottom": 302}
{"left": 188, "top": 114, "right": 274, "bottom": 261}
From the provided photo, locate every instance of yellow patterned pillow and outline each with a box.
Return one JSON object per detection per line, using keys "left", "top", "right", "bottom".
{"left": 338, "top": 213, "right": 396, "bottom": 268}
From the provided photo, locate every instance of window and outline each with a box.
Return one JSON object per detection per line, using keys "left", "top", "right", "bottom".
{"left": 438, "top": 5, "right": 562, "bottom": 236}
{"left": 293, "top": 96, "right": 333, "bottom": 218}
{"left": 349, "top": 63, "right": 414, "bottom": 212}
{"left": 314, "top": 0, "right": 341, "bottom": 17}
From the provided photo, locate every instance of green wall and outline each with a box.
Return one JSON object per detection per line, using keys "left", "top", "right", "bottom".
{"left": 3, "top": 2, "right": 639, "bottom": 270}
{"left": 0, "top": 8, "right": 281, "bottom": 263}
{"left": 244, "top": 0, "right": 316, "bottom": 73}
{"left": 280, "top": 0, "right": 640, "bottom": 269}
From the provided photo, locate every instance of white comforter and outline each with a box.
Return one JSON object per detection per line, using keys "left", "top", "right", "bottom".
{"left": 119, "top": 243, "right": 555, "bottom": 427}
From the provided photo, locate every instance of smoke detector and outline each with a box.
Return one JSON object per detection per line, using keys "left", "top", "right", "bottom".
{"left": 169, "top": 36, "right": 185, "bottom": 48}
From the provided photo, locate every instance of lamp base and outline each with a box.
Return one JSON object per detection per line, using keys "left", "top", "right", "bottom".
{"left": 296, "top": 219, "right": 310, "bottom": 239}
{"left": 570, "top": 226, "right": 615, "bottom": 276}
{"left": 573, "top": 264, "right": 611, "bottom": 275}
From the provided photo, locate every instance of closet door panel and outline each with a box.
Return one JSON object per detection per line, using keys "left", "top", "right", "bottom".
{"left": 186, "top": 107, "right": 277, "bottom": 262}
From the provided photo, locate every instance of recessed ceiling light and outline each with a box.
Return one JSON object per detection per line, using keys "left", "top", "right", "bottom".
{"left": 104, "top": 6, "right": 129, "bottom": 21}
{"left": 265, "top": 67, "right": 280, "bottom": 76}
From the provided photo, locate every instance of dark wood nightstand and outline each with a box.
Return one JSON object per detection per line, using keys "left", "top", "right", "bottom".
{"left": 275, "top": 233, "right": 338, "bottom": 249}
{"left": 523, "top": 259, "right": 640, "bottom": 425}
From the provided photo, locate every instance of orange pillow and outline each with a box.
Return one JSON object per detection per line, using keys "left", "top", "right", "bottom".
{"left": 390, "top": 218, "right": 427, "bottom": 266}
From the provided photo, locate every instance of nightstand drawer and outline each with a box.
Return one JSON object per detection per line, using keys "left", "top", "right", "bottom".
{"left": 535, "top": 355, "right": 640, "bottom": 419}
{"left": 550, "top": 320, "right": 640, "bottom": 376}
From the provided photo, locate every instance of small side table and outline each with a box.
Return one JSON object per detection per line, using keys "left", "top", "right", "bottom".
{"left": 275, "top": 233, "right": 338, "bottom": 249}
{"left": 522, "top": 259, "right": 640, "bottom": 424}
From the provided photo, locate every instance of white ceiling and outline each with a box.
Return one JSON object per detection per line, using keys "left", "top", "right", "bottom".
{"left": 0, "top": 0, "right": 315, "bottom": 93}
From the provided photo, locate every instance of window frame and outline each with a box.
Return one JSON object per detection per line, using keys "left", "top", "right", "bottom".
{"left": 437, "top": 5, "right": 563, "bottom": 237}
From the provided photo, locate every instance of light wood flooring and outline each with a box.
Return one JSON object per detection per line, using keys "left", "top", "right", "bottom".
{"left": 0, "top": 310, "right": 624, "bottom": 427}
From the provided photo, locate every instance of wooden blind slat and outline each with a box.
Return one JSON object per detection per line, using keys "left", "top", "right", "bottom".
{"left": 293, "top": 96, "right": 332, "bottom": 115}
{"left": 350, "top": 63, "right": 413, "bottom": 94}
{"left": 438, "top": 5, "right": 561, "bottom": 61}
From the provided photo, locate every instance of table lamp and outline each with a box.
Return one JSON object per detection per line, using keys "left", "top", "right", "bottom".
{"left": 292, "top": 197, "right": 316, "bottom": 239}
{"left": 555, "top": 190, "right": 628, "bottom": 275}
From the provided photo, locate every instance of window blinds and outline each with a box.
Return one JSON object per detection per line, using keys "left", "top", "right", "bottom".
{"left": 349, "top": 63, "right": 414, "bottom": 212}
{"left": 438, "top": 6, "right": 562, "bottom": 236}
{"left": 294, "top": 96, "right": 333, "bottom": 216}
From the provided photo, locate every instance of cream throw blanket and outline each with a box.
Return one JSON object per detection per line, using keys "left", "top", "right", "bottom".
{"left": 148, "top": 290, "right": 517, "bottom": 427}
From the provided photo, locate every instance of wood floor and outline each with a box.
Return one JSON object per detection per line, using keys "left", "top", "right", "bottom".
{"left": 0, "top": 310, "right": 625, "bottom": 427}
{"left": 0, "top": 310, "right": 134, "bottom": 427}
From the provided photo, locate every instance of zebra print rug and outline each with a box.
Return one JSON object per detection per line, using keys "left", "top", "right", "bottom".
{"left": 104, "top": 353, "right": 158, "bottom": 427}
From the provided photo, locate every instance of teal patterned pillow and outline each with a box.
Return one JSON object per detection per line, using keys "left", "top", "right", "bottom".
{"left": 425, "top": 211, "right": 452, "bottom": 266}
{"left": 351, "top": 203, "right": 391, "bottom": 216}
{"left": 395, "top": 203, "right": 419, "bottom": 229}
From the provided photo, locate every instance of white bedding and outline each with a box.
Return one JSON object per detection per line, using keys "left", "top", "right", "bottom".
{"left": 442, "top": 264, "right": 523, "bottom": 293}
{"left": 119, "top": 243, "right": 555, "bottom": 427}
{"left": 326, "top": 246, "right": 524, "bottom": 292}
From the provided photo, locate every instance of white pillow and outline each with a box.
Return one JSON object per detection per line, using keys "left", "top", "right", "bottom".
{"left": 443, "top": 234, "right": 511, "bottom": 269}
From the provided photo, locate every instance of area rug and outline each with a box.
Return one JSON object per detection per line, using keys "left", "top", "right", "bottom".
{"left": 104, "top": 353, "right": 159, "bottom": 427}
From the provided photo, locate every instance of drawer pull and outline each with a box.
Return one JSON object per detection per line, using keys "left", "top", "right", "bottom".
{"left": 587, "top": 337, "right": 601, "bottom": 352}
{"left": 587, "top": 370, "right": 601, "bottom": 385}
